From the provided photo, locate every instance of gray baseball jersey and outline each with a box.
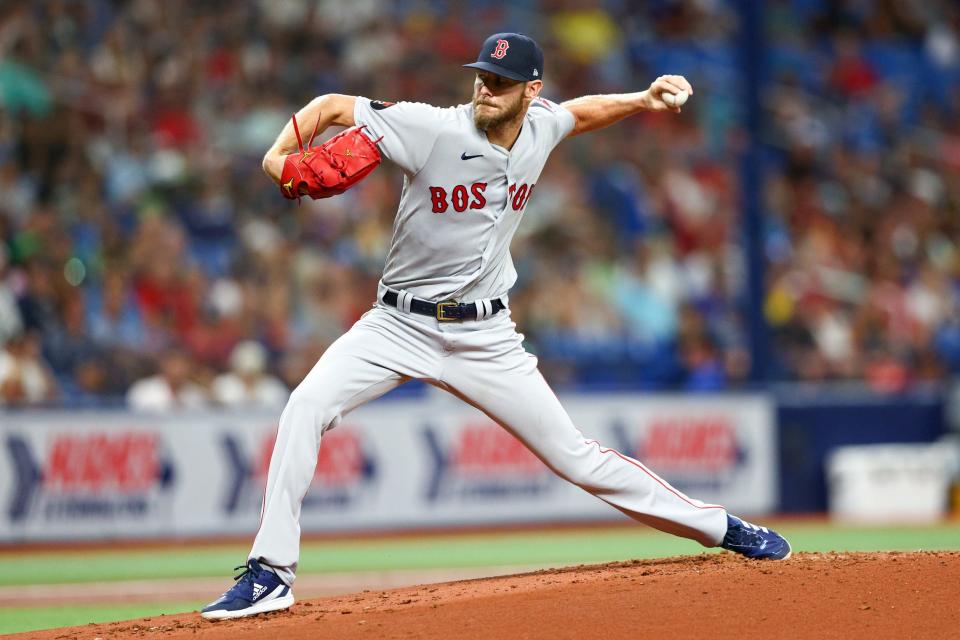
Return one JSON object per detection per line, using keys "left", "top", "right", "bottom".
{"left": 353, "top": 96, "right": 575, "bottom": 302}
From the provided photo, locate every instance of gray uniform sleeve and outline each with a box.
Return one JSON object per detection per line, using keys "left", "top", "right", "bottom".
{"left": 354, "top": 98, "right": 444, "bottom": 175}
{"left": 528, "top": 97, "right": 576, "bottom": 151}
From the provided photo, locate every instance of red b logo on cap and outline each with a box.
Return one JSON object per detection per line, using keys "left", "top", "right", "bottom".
{"left": 491, "top": 39, "right": 510, "bottom": 59}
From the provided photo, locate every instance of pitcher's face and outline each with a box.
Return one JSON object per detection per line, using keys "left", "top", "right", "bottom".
{"left": 472, "top": 72, "right": 526, "bottom": 131}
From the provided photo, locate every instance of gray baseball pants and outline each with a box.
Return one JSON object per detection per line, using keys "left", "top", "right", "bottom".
{"left": 250, "top": 301, "right": 728, "bottom": 586}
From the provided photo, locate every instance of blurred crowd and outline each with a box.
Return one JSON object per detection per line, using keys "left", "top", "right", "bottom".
{"left": 1, "top": 0, "right": 960, "bottom": 408}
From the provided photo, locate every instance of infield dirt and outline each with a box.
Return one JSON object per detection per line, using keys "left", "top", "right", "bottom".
{"left": 11, "top": 551, "right": 959, "bottom": 640}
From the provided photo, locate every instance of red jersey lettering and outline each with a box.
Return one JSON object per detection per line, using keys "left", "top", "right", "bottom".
{"left": 429, "top": 186, "right": 448, "bottom": 213}
{"left": 511, "top": 184, "right": 528, "bottom": 210}
{"left": 470, "top": 183, "right": 487, "bottom": 209}
{"left": 452, "top": 185, "right": 469, "bottom": 212}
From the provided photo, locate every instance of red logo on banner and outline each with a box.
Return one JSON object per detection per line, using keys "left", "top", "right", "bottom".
{"left": 258, "top": 428, "right": 367, "bottom": 488}
{"left": 640, "top": 418, "right": 737, "bottom": 473}
{"left": 452, "top": 423, "right": 543, "bottom": 475}
{"left": 314, "top": 429, "right": 366, "bottom": 486}
{"left": 45, "top": 432, "right": 160, "bottom": 492}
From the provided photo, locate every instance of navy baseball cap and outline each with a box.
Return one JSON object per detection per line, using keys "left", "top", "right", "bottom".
{"left": 463, "top": 33, "right": 544, "bottom": 82}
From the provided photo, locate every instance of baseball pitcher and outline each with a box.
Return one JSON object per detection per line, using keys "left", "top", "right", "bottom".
{"left": 201, "top": 32, "right": 791, "bottom": 621}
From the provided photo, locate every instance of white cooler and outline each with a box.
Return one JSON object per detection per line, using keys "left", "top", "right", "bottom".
{"left": 826, "top": 443, "right": 957, "bottom": 523}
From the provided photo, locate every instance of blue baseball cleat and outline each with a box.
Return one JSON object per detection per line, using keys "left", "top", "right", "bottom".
{"left": 721, "top": 515, "right": 792, "bottom": 560}
{"left": 201, "top": 559, "right": 294, "bottom": 620}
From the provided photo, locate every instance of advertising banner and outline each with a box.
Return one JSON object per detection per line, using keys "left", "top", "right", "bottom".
{"left": 0, "top": 393, "right": 775, "bottom": 542}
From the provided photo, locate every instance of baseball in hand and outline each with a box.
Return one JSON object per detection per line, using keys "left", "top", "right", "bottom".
{"left": 662, "top": 90, "right": 689, "bottom": 107}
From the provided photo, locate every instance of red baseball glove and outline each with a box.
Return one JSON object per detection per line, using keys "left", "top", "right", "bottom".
{"left": 279, "top": 113, "right": 382, "bottom": 200}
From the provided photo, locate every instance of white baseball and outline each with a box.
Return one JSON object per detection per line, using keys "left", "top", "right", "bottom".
{"left": 662, "top": 90, "right": 689, "bottom": 107}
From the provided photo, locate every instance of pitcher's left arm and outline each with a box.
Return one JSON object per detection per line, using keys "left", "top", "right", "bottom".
{"left": 561, "top": 75, "right": 693, "bottom": 138}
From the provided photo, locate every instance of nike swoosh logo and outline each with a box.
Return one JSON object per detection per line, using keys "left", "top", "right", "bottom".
{"left": 460, "top": 152, "right": 483, "bottom": 160}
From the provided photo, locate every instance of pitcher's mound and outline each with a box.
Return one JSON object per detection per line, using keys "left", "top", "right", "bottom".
{"left": 17, "top": 552, "right": 960, "bottom": 640}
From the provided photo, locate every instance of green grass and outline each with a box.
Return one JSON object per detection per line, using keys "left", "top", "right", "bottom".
{"left": 1, "top": 521, "right": 958, "bottom": 634}
{"left": 781, "top": 521, "right": 960, "bottom": 553}
{"left": 3, "top": 521, "right": 959, "bottom": 587}
{"left": 0, "top": 602, "right": 204, "bottom": 634}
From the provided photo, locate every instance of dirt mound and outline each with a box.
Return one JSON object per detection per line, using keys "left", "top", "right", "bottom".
{"left": 13, "top": 552, "right": 960, "bottom": 640}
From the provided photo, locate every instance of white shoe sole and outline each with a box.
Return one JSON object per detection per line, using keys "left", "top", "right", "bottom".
{"left": 201, "top": 593, "right": 295, "bottom": 620}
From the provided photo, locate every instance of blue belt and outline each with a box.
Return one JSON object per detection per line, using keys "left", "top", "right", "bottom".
{"left": 382, "top": 291, "right": 505, "bottom": 322}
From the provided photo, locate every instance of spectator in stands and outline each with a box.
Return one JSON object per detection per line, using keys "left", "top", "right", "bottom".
{"left": 680, "top": 333, "right": 726, "bottom": 392}
{"left": 212, "top": 340, "right": 288, "bottom": 408}
{"left": 0, "top": 244, "right": 23, "bottom": 345}
{"left": 126, "top": 348, "right": 208, "bottom": 412}
{"left": 0, "top": 331, "right": 56, "bottom": 406}
{"left": 86, "top": 269, "right": 147, "bottom": 353}
{"left": 1, "top": 1, "right": 959, "bottom": 402}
